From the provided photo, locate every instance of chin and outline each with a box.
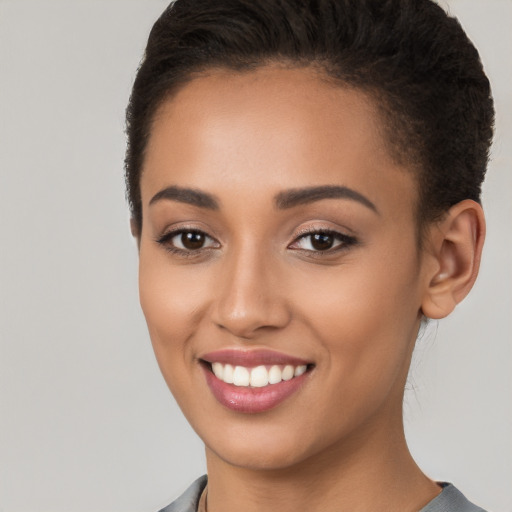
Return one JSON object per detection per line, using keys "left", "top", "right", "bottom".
{"left": 207, "top": 437, "right": 314, "bottom": 472}
{"left": 197, "top": 411, "right": 345, "bottom": 473}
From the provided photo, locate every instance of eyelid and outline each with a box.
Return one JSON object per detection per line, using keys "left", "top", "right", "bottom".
{"left": 154, "top": 223, "right": 357, "bottom": 257}
{"left": 156, "top": 221, "right": 219, "bottom": 241}
{"left": 288, "top": 226, "right": 358, "bottom": 253}
{"left": 155, "top": 225, "right": 221, "bottom": 255}
{"left": 292, "top": 222, "right": 356, "bottom": 238}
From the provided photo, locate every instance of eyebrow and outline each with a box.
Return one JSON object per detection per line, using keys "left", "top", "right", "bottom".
{"left": 149, "top": 184, "right": 377, "bottom": 214}
{"left": 149, "top": 185, "right": 219, "bottom": 210}
{"left": 275, "top": 185, "right": 378, "bottom": 213}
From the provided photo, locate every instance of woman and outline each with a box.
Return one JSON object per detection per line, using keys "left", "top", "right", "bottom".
{"left": 125, "top": 0, "right": 493, "bottom": 510}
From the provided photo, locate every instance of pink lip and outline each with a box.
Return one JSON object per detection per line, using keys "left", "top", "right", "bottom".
{"left": 199, "top": 349, "right": 313, "bottom": 414}
{"left": 200, "top": 348, "right": 310, "bottom": 367}
{"left": 202, "top": 366, "right": 310, "bottom": 414}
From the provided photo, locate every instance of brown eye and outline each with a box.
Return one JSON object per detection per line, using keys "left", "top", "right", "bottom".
{"left": 289, "top": 229, "right": 357, "bottom": 254}
{"left": 310, "top": 233, "right": 334, "bottom": 250}
{"left": 181, "top": 231, "right": 205, "bottom": 249}
{"left": 157, "top": 229, "right": 219, "bottom": 253}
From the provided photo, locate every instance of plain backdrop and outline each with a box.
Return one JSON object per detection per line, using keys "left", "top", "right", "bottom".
{"left": 0, "top": 1, "right": 510, "bottom": 511}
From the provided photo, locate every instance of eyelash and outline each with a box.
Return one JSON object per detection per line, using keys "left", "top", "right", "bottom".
{"left": 156, "top": 228, "right": 219, "bottom": 258}
{"left": 155, "top": 227, "right": 358, "bottom": 258}
{"left": 289, "top": 228, "right": 358, "bottom": 256}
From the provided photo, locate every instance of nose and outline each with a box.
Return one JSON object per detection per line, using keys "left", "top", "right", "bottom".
{"left": 211, "top": 246, "right": 291, "bottom": 339}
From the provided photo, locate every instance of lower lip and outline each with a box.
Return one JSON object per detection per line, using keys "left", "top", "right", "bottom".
{"left": 202, "top": 365, "right": 310, "bottom": 414}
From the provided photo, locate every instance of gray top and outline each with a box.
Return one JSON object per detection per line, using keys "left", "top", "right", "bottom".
{"left": 159, "top": 475, "right": 487, "bottom": 512}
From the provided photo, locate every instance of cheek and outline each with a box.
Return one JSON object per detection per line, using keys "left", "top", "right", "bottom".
{"left": 292, "top": 252, "right": 423, "bottom": 391}
{"left": 138, "top": 248, "right": 212, "bottom": 372}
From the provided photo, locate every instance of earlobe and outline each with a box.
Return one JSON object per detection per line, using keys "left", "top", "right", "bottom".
{"left": 421, "top": 200, "right": 485, "bottom": 320}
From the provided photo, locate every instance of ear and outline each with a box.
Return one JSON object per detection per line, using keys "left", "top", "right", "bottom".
{"left": 130, "top": 217, "right": 141, "bottom": 250}
{"left": 421, "top": 200, "right": 485, "bottom": 320}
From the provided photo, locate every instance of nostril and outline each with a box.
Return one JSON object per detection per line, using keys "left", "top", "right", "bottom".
{"left": 213, "top": 309, "right": 292, "bottom": 339}
{"left": 211, "top": 266, "right": 292, "bottom": 337}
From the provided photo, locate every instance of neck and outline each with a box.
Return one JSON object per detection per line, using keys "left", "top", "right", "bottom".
{"left": 204, "top": 409, "right": 440, "bottom": 512}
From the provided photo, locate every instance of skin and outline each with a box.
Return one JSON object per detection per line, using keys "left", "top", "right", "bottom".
{"left": 135, "top": 66, "right": 485, "bottom": 512}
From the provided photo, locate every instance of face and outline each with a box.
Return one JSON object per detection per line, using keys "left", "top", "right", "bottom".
{"left": 138, "top": 66, "right": 430, "bottom": 471}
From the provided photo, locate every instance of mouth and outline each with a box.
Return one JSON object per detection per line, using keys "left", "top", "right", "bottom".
{"left": 199, "top": 349, "right": 314, "bottom": 413}
{"left": 205, "top": 361, "right": 309, "bottom": 387}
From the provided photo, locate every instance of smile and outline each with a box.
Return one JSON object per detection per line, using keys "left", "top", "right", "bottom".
{"left": 200, "top": 349, "right": 313, "bottom": 413}
{"left": 211, "top": 363, "right": 307, "bottom": 387}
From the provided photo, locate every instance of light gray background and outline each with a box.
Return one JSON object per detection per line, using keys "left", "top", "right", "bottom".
{"left": 0, "top": 1, "right": 510, "bottom": 511}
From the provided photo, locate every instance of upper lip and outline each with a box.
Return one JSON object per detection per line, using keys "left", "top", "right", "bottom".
{"left": 200, "top": 348, "right": 312, "bottom": 367}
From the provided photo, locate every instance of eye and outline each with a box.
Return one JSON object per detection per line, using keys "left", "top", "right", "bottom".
{"left": 157, "top": 229, "right": 220, "bottom": 253}
{"left": 290, "top": 230, "right": 357, "bottom": 253}
{"left": 173, "top": 231, "right": 210, "bottom": 250}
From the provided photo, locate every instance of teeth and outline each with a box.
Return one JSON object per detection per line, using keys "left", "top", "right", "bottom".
{"left": 282, "top": 365, "right": 294, "bottom": 381}
{"left": 294, "top": 365, "right": 307, "bottom": 377}
{"left": 210, "top": 362, "right": 309, "bottom": 387}
{"left": 223, "top": 364, "right": 234, "bottom": 384}
{"left": 250, "top": 365, "right": 269, "bottom": 387}
{"left": 212, "top": 362, "right": 223, "bottom": 379}
{"left": 233, "top": 366, "right": 250, "bottom": 386}
{"left": 268, "top": 365, "right": 282, "bottom": 384}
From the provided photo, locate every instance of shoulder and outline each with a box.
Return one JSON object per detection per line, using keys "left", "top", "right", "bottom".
{"left": 420, "top": 483, "right": 487, "bottom": 512}
{"left": 157, "top": 475, "right": 208, "bottom": 512}
{"left": 158, "top": 478, "right": 486, "bottom": 512}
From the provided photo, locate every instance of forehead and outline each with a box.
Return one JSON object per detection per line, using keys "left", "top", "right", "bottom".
{"left": 142, "top": 66, "right": 416, "bottom": 218}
